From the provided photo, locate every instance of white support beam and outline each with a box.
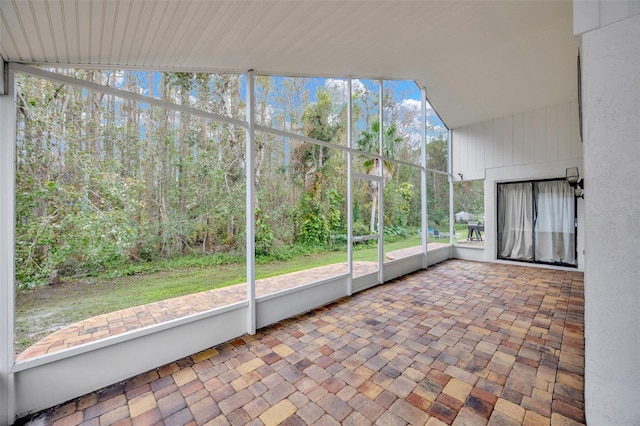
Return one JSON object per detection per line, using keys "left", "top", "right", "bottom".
{"left": 582, "top": 14, "right": 640, "bottom": 424}
{"left": 347, "top": 78, "right": 353, "bottom": 296}
{"left": 0, "top": 62, "right": 16, "bottom": 426}
{"left": 421, "top": 88, "right": 429, "bottom": 268}
{"left": 0, "top": 61, "right": 5, "bottom": 96}
{"left": 378, "top": 80, "right": 384, "bottom": 284}
{"left": 448, "top": 131, "right": 455, "bottom": 249}
{"left": 246, "top": 71, "right": 256, "bottom": 335}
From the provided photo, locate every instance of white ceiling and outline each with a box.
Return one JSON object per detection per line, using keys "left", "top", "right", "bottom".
{"left": 0, "top": 0, "right": 578, "bottom": 129}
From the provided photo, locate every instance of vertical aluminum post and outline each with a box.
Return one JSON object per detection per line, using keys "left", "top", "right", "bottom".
{"left": 377, "top": 80, "right": 384, "bottom": 284}
{"left": 246, "top": 70, "right": 256, "bottom": 335}
{"left": 448, "top": 130, "right": 454, "bottom": 250}
{"left": 347, "top": 79, "right": 353, "bottom": 296}
{"left": 1, "top": 62, "right": 16, "bottom": 425}
{"left": 421, "top": 88, "right": 428, "bottom": 268}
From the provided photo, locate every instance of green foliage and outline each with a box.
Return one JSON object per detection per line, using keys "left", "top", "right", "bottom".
{"left": 384, "top": 225, "right": 408, "bottom": 240}
{"left": 352, "top": 221, "right": 370, "bottom": 237}
{"left": 13, "top": 70, "right": 461, "bottom": 355}
{"left": 13, "top": 71, "right": 441, "bottom": 291}
{"left": 15, "top": 167, "right": 141, "bottom": 286}
{"left": 294, "top": 170, "right": 346, "bottom": 248}
{"left": 255, "top": 208, "right": 274, "bottom": 256}
{"left": 383, "top": 181, "right": 414, "bottom": 228}
{"left": 428, "top": 209, "right": 448, "bottom": 228}
{"left": 296, "top": 191, "right": 330, "bottom": 247}
{"left": 326, "top": 188, "right": 346, "bottom": 235}
{"left": 291, "top": 89, "right": 348, "bottom": 248}
{"left": 357, "top": 121, "right": 401, "bottom": 160}
{"left": 15, "top": 71, "right": 248, "bottom": 286}
{"left": 425, "top": 137, "right": 451, "bottom": 229}
{"left": 302, "top": 91, "right": 341, "bottom": 143}
{"left": 356, "top": 120, "right": 402, "bottom": 175}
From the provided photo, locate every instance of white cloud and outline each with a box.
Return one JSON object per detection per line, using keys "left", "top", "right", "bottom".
{"left": 324, "top": 78, "right": 368, "bottom": 105}
{"left": 395, "top": 98, "right": 447, "bottom": 147}
{"left": 398, "top": 98, "right": 436, "bottom": 116}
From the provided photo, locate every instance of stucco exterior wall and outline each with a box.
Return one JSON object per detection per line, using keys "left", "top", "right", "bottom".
{"left": 581, "top": 12, "right": 640, "bottom": 425}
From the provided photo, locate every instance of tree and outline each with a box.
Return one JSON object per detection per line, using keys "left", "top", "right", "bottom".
{"left": 425, "top": 137, "right": 449, "bottom": 227}
{"left": 356, "top": 120, "right": 403, "bottom": 233}
{"left": 293, "top": 91, "right": 344, "bottom": 246}
{"left": 454, "top": 180, "right": 484, "bottom": 217}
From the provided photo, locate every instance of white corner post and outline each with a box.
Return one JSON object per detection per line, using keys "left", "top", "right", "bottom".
{"left": 245, "top": 70, "right": 256, "bottom": 335}
{"left": 0, "top": 61, "right": 16, "bottom": 426}
{"left": 377, "top": 80, "right": 384, "bottom": 284}
{"left": 448, "top": 130, "right": 454, "bottom": 250}
{"left": 580, "top": 11, "right": 640, "bottom": 425}
{"left": 421, "top": 87, "right": 428, "bottom": 268}
{"left": 347, "top": 78, "right": 353, "bottom": 296}
{"left": 0, "top": 60, "right": 5, "bottom": 95}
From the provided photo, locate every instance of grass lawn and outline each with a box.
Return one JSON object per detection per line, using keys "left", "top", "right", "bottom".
{"left": 15, "top": 234, "right": 424, "bottom": 354}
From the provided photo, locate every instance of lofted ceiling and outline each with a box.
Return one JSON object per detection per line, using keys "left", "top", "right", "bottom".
{"left": 0, "top": 0, "right": 578, "bottom": 129}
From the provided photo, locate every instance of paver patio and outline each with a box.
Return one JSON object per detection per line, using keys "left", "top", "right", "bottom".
{"left": 17, "top": 245, "right": 448, "bottom": 361}
{"left": 19, "top": 259, "right": 585, "bottom": 425}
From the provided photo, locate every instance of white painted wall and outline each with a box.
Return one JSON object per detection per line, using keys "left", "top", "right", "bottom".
{"left": 452, "top": 101, "right": 585, "bottom": 269}
{"left": 574, "top": 0, "right": 640, "bottom": 34}
{"left": 452, "top": 100, "right": 582, "bottom": 181}
{"left": 581, "top": 12, "right": 640, "bottom": 425}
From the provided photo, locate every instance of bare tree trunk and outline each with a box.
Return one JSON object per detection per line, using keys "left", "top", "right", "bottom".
{"left": 144, "top": 72, "right": 154, "bottom": 225}
{"left": 157, "top": 74, "right": 170, "bottom": 255}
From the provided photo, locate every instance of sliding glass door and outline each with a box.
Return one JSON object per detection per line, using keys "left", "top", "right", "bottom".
{"left": 497, "top": 179, "right": 576, "bottom": 266}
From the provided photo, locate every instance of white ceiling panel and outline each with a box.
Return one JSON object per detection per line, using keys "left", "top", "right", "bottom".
{"left": 1, "top": 1, "right": 24, "bottom": 61}
{"left": 0, "top": 0, "right": 579, "bottom": 129}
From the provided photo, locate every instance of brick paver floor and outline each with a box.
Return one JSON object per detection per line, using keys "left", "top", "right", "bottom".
{"left": 18, "top": 244, "right": 448, "bottom": 361}
{"left": 19, "top": 259, "right": 585, "bottom": 425}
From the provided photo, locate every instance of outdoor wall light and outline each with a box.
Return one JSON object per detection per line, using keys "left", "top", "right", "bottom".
{"left": 566, "top": 167, "right": 585, "bottom": 198}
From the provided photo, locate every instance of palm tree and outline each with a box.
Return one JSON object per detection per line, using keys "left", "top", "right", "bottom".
{"left": 356, "top": 121, "right": 403, "bottom": 233}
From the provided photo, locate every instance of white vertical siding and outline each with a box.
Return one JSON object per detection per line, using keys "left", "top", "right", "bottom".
{"left": 452, "top": 100, "right": 582, "bottom": 179}
{"left": 492, "top": 118, "right": 504, "bottom": 168}
{"left": 500, "top": 116, "right": 513, "bottom": 167}
{"left": 512, "top": 113, "right": 524, "bottom": 165}
{"left": 558, "top": 102, "right": 572, "bottom": 160}
{"left": 546, "top": 104, "right": 559, "bottom": 162}
{"left": 534, "top": 107, "right": 546, "bottom": 163}
{"left": 523, "top": 110, "right": 536, "bottom": 164}
{"left": 484, "top": 120, "right": 494, "bottom": 169}
{"left": 574, "top": 0, "right": 640, "bottom": 35}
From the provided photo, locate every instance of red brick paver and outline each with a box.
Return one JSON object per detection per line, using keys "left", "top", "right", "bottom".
{"left": 20, "top": 259, "right": 584, "bottom": 425}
